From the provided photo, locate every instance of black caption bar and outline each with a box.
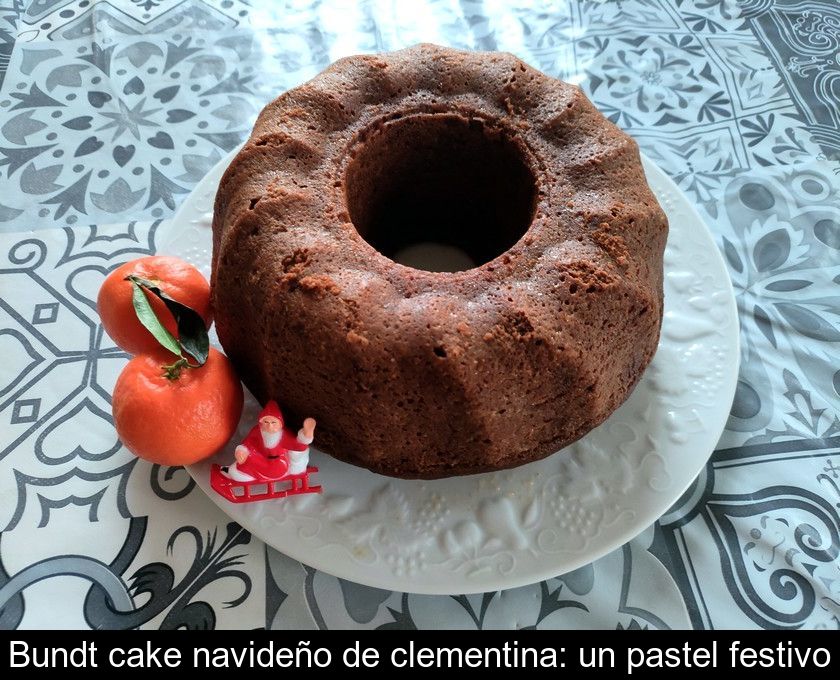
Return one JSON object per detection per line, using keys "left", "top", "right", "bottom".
{"left": 2, "top": 630, "right": 837, "bottom": 676}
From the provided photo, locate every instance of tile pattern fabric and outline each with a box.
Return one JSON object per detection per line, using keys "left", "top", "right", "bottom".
{"left": 0, "top": 0, "right": 838, "bottom": 629}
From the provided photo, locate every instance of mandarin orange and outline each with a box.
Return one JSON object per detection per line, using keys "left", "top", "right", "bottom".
{"left": 98, "top": 256, "right": 211, "bottom": 355}
{"left": 113, "top": 348, "right": 243, "bottom": 466}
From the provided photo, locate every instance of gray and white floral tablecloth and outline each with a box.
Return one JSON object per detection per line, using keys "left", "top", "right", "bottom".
{"left": 0, "top": 0, "right": 838, "bottom": 630}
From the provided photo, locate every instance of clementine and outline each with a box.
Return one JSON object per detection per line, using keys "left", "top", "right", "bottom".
{"left": 98, "top": 256, "right": 211, "bottom": 355}
{"left": 113, "top": 348, "right": 243, "bottom": 466}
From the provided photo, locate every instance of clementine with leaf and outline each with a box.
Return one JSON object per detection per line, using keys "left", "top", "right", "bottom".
{"left": 98, "top": 256, "right": 211, "bottom": 355}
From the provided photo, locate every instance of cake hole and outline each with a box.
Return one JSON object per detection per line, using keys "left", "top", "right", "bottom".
{"left": 344, "top": 113, "right": 537, "bottom": 272}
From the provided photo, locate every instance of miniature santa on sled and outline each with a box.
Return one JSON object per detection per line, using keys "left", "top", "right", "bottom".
{"left": 210, "top": 401, "right": 321, "bottom": 503}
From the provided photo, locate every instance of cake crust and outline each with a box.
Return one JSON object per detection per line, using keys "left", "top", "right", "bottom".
{"left": 211, "top": 44, "right": 668, "bottom": 479}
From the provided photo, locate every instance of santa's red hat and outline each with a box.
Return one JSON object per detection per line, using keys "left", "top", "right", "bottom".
{"left": 259, "top": 400, "right": 284, "bottom": 425}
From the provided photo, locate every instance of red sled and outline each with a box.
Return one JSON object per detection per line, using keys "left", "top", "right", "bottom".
{"left": 210, "top": 464, "right": 322, "bottom": 504}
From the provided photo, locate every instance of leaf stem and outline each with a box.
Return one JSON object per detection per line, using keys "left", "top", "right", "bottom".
{"left": 162, "top": 357, "right": 189, "bottom": 381}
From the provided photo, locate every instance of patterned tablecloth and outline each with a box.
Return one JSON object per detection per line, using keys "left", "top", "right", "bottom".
{"left": 0, "top": 0, "right": 838, "bottom": 630}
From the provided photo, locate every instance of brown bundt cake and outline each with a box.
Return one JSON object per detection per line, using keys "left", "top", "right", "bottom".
{"left": 211, "top": 44, "right": 668, "bottom": 479}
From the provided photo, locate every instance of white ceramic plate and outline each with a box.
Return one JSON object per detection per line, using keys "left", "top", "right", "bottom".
{"left": 161, "top": 148, "right": 739, "bottom": 595}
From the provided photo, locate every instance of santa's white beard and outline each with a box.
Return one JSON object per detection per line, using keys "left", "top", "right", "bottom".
{"left": 261, "top": 429, "right": 281, "bottom": 449}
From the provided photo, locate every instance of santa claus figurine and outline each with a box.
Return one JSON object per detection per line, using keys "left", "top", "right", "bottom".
{"left": 221, "top": 401, "right": 316, "bottom": 488}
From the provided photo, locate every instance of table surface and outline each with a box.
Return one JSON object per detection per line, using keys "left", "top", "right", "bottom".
{"left": 0, "top": 0, "right": 838, "bottom": 630}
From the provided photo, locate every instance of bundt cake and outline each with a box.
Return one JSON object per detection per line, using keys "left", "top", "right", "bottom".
{"left": 211, "top": 44, "right": 668, "bottom": 479}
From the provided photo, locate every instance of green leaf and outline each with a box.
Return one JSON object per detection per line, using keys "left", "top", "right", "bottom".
{"left": 131, "top": 281, "right": 182, "bottom": 357}
{"left": 127, "top": 275, "right": 209, "bottom": 365}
